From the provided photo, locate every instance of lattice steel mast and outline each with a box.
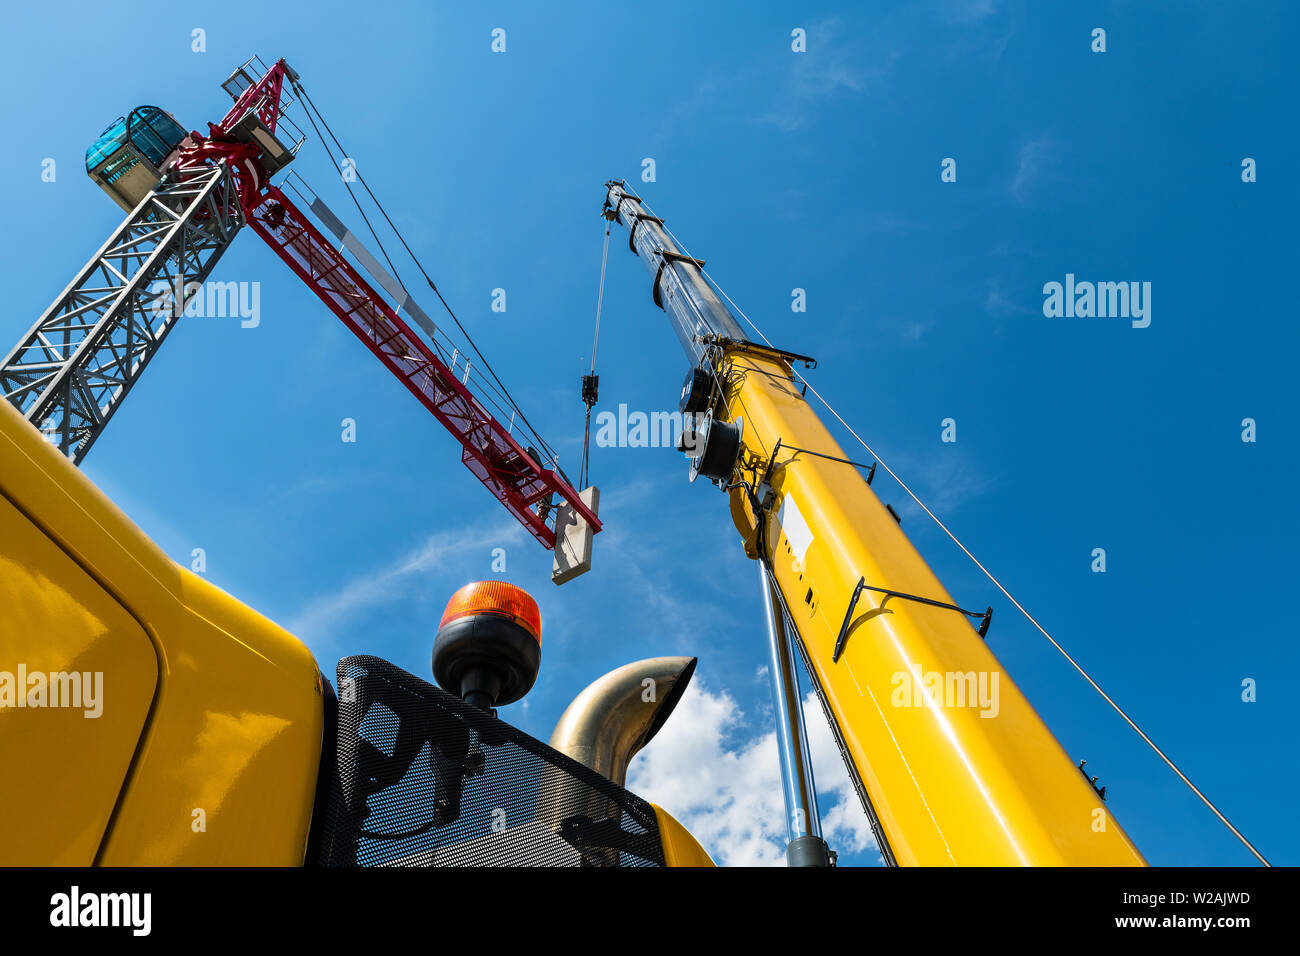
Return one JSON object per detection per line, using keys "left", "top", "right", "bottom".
{"left": 0, "top": 166, "right": 242, "bottom": 463}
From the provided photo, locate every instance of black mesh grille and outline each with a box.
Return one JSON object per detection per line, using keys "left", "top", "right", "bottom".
{"left": 311, "top": 656, "right": 665, "bottom": 867}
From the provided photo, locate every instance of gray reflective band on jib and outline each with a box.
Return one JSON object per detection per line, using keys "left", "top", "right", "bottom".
{"left": 308, "top": 195, "right": 439, "bottom": 342}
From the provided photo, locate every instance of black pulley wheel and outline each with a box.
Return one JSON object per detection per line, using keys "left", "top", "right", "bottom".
{"left": 689, "top": 412, "right": 742, "bottom": 483}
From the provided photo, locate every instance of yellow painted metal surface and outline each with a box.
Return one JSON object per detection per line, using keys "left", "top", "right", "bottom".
{"left": 0, "top": 401, "right": 324, "bottom": 865}
{"left": 652, "top": 804, "right": 715, "bottom": 866}
{"left": 0, "top": 496, "right": 158, "bottom": 864}
{"left": 720, "top": 350, "right": 1145, "bottom": 866}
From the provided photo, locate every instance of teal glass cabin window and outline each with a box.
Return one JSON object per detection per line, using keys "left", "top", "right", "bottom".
{"left": 85, "top": 117, "right": 128, "bottom": 173}
{"left": 85, "top": 107, "right": 187, "bottom": 174}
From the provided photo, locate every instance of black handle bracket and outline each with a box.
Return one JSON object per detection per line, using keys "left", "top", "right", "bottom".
{"left": 833, "top": 576, "right": 992, "bottom": 662}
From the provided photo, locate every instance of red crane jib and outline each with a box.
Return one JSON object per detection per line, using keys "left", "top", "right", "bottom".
{"left": 174, "top": 59, "right": 598, "bottom": 550}
{"left": 250, "top": 187, "right": 598, "bottom": 548}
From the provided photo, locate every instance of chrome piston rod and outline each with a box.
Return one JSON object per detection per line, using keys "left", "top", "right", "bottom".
{"left": 758, "top": 559, "right": 832, "bottom": 867}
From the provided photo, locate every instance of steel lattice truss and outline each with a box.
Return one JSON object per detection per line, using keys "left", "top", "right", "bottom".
{"left": 0, "top": 164, "right": 243, "bottom": 463}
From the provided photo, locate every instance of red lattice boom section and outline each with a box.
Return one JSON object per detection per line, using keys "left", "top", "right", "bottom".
{"left": 247, "top": 186, "right": 599, "bottom": 548}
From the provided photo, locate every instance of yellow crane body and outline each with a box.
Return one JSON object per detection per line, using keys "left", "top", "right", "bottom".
{"left": 0, "top": 400, "right": 326, "bottom": 865}
{"left": 719, "top": 348, "right": 1146, "bottom": 866}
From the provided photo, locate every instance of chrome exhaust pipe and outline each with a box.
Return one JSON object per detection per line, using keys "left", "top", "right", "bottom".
{"left": 542, "top": 656, "right": 696, "bottom": 864}
{"left": 549, "top": 655, "right": 697, "bottom": 787}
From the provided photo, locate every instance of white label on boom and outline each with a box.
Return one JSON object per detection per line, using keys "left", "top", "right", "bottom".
{"left": 779, "top": 494, "right": 814, "bottom": 572}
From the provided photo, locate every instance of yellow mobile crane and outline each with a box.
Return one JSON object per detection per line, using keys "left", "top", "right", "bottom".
{"left": 596, "top": 181, "right": 1145, "bottom": 866}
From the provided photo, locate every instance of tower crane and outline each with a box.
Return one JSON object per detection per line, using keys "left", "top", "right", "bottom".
{"left": 0, "top": 58, "right": 700, "bottom": 869}
{"left": 0, "top": 57, "right": 599, "bottom": 582}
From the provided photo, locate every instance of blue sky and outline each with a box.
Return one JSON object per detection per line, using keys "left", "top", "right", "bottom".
{"left": 3, "top": 1, "right": 1295, "bottom": 866}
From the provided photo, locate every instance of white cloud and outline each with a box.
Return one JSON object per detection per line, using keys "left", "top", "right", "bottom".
{"left": 588, "top": 480, "right": 749, "bottom": 640}
{"left": 985, "top": 280, "right": 1037, "bottom": 317}
{"left": 756, "top": 17, "right": 894, "bottom": 133}
{"left": 287, "top": 519, "right": 524, "bottom": 642}
{"left": 942, "top": 0, "right": 996, "bottom": 23}
{"left": 628, "top": 679, "right": 881, "bottom": 866}
{"left": 853, "top": 441, "right": 993, "bottom": 529}
{"left": 1011, "top": 135, "right": 1055, "bottom": 203}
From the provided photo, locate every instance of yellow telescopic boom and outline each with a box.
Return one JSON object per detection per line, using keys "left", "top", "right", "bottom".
{"left": 603, "top": 182, "right": 1145, "bottom": 866}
